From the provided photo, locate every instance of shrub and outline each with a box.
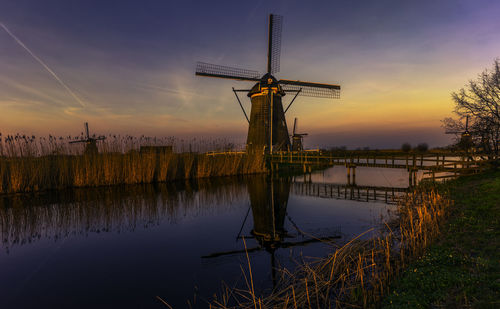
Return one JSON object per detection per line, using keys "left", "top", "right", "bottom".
{"left": 401, "top": 143, "right": 412, "bottom": 152}
{"left": 416, "top": 143, "right": 429, "bottom": 152}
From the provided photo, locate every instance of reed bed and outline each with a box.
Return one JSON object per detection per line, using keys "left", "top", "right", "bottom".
{"left": 210, "top": 190, "right": 452, "bottom": 308}
{"left": 0, "top": 134, "right": 265, "bottom": 194}
{"left": 0, "top": 133, "right": 241, "bottom": 156}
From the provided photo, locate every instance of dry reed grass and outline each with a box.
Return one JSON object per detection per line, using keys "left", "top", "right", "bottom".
{"left": 0, "top": 134, "right": 265, "bottom": 194}
{"left": 210, "top": 190, "right": 451, "bottom": 308}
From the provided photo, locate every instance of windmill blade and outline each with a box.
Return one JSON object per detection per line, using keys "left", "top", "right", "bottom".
{"left": 280, "top": 235, "right": 341, "bottom": 248}
{"left": 69, "top": 140, "right": 86, "bottom": 144}
{"left": 84, "top": 122, "right": 90, "bottom": 139}
{"left": 465, "top": 115, "right": 469, "bottom": 131}
{"left": 280, "top": 79, "right": 341, "bottom": 99}
{"left": 293, "top": 117, "right": 297, "bottom": 135}
{"left": 195, "top": 62, "right": 261, "bottom": 82}
{"left": 202, "top": 235, "right": 340, "bottom": 259}
{"left": 267, "top": 14, "right": 283, "bottom": 74}
{"left": 202, "top": 245, "right": 262, "bottom": 258}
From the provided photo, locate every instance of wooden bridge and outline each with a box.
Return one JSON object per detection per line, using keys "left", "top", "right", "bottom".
{"left": 268, "top": 151, "right": 495, "bottom": 185}
{"left": 204, "top": 150, "right": 495, "bottom": 184}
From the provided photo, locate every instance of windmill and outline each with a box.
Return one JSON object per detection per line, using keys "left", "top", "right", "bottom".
{"left": 69, "top": 122, "right": 106, "bottom": 155}
{"left": 446, "top": 115, "right": 473, "bottom": 151}
{"left": 291, "top": 117, "right": 307, "bottom": 151}
{"left": 195, "top": 14, "right": 340, "bottom": 153}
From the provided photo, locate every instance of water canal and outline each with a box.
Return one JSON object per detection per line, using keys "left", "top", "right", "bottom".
{"left": 0, "top": 167, "right": 409, "bottom": 308}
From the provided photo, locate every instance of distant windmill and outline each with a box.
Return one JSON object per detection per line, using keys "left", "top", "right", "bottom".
{"left": 291, "top": 117, "right": 307, "bottom": 151}
{"left": 446, "top": 115, "right": 473, "bottom": 150}
{"left": 69, "top": 122, "right": 105, "bottom": 155}
{"left": 195, "top": 14, "right": 340, "bottom": 153}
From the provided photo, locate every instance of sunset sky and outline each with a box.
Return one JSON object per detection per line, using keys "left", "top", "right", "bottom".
{"left": 1, "top": 0, "right": 499, "bottom": 148}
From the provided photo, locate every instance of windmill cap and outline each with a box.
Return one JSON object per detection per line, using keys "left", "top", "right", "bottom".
{"left": 247, "top": 73, "right": 284, "bottom": 97}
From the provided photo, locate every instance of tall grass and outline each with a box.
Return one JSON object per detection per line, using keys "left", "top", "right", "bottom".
{"left": 0, "top": 133, "right": 242, "bottom": 156}
{"left": 210, "top": 189, "right": 452, "bottom": 308}
{"left": 0, "top": 134, "right": 265, "bottom": 194}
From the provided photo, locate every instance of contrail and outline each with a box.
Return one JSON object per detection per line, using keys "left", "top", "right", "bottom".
{"left": 0, "top": 22, "right": 86, "bottom": 108}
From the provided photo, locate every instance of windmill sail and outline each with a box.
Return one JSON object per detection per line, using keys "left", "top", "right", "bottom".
{"left": 268, "top": 14, "right": 283, "bottom": 74}
{"left": 195, "top": 62, "right": 261, "bottom": 81}
{"left": 280, "top": 79, "right": 340, "bottom": 98}
{"left": 84, "top": 122, "right": 90, "bottom": 139}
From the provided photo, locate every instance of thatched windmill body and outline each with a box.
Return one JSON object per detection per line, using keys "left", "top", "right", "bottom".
{"left": 196, "top": 14, "right": 340, "bottom": 153}
{"left": 69, "top": 122, "right": 105, "bottom": 155}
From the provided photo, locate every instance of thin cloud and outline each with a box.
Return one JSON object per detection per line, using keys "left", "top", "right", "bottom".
{"left": 0, "top": 22, "right": 86, "bottom": 108}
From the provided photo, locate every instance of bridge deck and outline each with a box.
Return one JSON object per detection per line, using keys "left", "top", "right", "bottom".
{"left": 269, "top": 151, "right": 491, "bottom": 174}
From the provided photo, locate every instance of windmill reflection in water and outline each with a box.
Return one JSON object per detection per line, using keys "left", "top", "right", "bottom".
{"left": 202, "top": 175, "right": 342, "bottom": 287}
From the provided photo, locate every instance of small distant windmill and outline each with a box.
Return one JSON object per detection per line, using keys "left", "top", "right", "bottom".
{"left": 195, "top": 14, "right": 340, "bottom": 153}
{"left": 69, "top": 122, "right": 105, "bottom": 155}
{"left": 446, "top": 115, "right": 473, "bottom": 150}
{"left": 291, "top": 117, "right": 307, "bottom": 151}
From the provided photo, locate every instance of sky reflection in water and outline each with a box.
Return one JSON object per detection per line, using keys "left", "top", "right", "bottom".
{"left": 0, "top": 168, "right": 400, "bottom": 308}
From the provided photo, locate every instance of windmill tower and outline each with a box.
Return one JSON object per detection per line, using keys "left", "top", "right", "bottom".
{"left": 195, "top": 14, "right": 340, "bottom": 153}
{"left": 69, "top": 122, "right": 106, "bottom": 155}
{"left": 291, "top": 117, "right": 308, "bottom": 151}
{"left": 446, "top": 115, "right": 473, "bottom": 151}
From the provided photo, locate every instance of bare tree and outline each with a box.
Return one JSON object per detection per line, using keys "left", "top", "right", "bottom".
{"left": 443, "top": 59, "right": 500, "bottom": 156}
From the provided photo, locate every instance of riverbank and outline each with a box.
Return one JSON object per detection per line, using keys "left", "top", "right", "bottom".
{"left": 382, "top": 170, "right": 500, "bottom": 308}
{"left": 0, "top": 152, "right": 266, "bottom": 194}
{"left": 209, "top": 169, "right": 499, "bottom": 308}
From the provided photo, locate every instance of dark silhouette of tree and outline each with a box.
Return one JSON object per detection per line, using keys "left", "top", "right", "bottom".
{"left": 401, "top": 143, "right": 411, "bottom": 152}
{"left": 443, "top": 59, "right": 500, "bottom": 155}
{"left": 416, "top": 143, "right": 428, "bottom": 152}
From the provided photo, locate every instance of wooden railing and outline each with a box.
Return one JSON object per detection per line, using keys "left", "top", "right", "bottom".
{"left": 268, "top": 151, "right": 496, "bottom": 181}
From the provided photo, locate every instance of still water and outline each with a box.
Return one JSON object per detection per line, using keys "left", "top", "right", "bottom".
{"left": 0, "top": 167, "right": 406, "bottom": 308}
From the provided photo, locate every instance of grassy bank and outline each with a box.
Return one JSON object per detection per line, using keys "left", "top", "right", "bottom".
{"left": 382, "top": 170, "right": 500, "bottom": 308}
{"left": 0, "top": 152, "right": 265, "bottom": 194}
